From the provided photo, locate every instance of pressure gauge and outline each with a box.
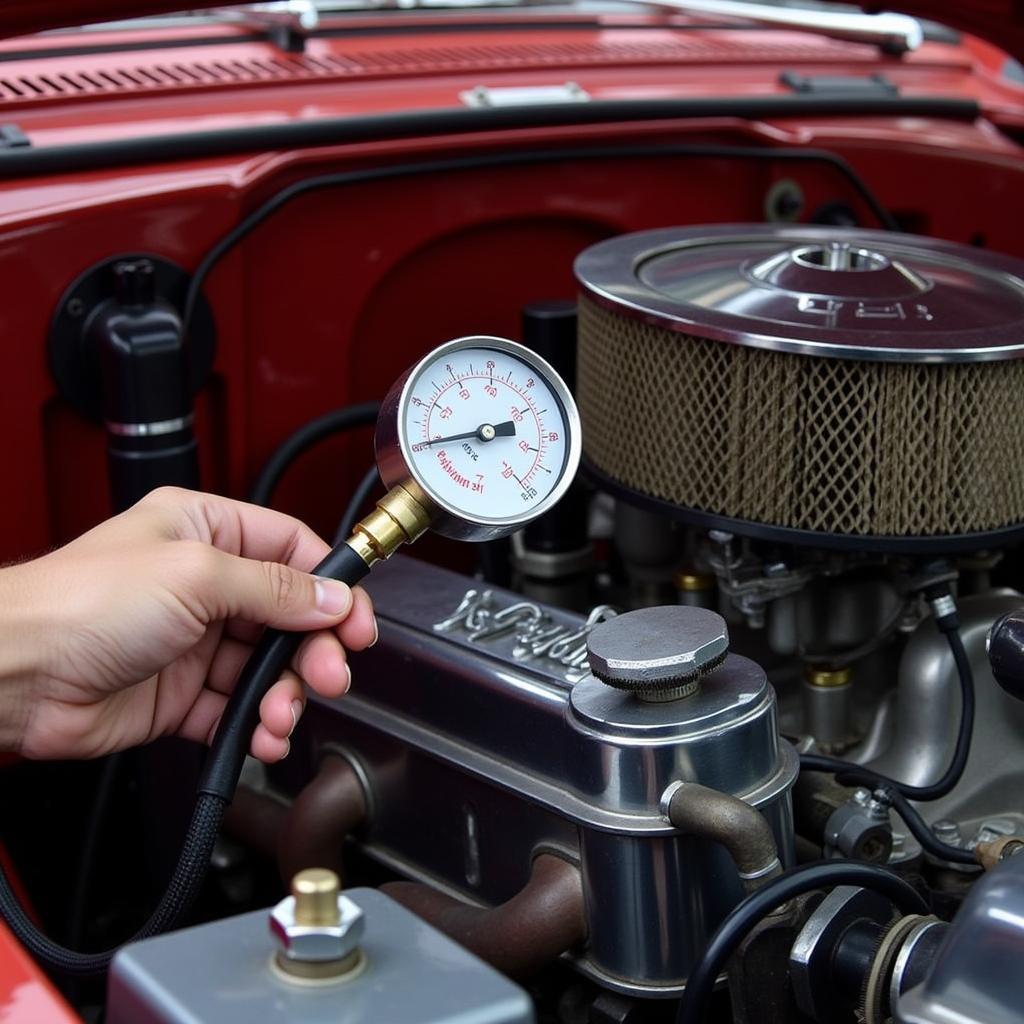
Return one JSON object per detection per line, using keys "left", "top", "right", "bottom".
{"left": 376, "top": 336, "right": 582, "bottom": 541}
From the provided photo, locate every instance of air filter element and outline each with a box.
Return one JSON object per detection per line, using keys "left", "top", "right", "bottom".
{"left": 575, "top": 225, "right": 1024, "bottom": 551}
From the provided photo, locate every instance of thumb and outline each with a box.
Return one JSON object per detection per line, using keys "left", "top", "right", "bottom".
{"left": 209, "top": 550, "right": 353, "bottom": 630}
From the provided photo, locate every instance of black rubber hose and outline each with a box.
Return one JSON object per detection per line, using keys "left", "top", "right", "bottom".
{"left": 249, "top": 403, "right": 379, "bottom": 508}
{"left": 0, "top": 793, "right": 225, "bottom": 976}
{"left": 334, "top": 465, "right": 380, "bottom": 546}
{"left": 674, "top": 860, "right": 929, "bottom": 1024}
{"left": 1, "top": 539, "right": 373, "bottom": 974}
{"left": 198, "top": 541, "right": 372, "bottom": 803}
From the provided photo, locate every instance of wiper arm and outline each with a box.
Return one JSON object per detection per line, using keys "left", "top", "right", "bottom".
{"left": 603, "top": 0, "right": 922, "bottom": 55}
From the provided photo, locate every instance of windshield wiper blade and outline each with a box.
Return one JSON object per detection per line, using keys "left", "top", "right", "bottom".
{"left": 607, "top": 0, "right": 922, "bottom": 55}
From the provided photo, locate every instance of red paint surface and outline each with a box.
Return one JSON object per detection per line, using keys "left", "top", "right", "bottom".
{"left": 0, "top": 917, "right": 79, "bottom": 1023}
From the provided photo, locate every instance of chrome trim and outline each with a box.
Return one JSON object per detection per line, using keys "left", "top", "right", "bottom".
{"left": 105, "top": 414, "right": 194, "bottom": 437}
{"left": 635, "top": 0, "right": 921, "bottom": 54}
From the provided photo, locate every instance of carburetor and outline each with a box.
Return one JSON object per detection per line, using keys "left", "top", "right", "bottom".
{"left": 283, "top": 555, "right": 797, "bottom": 995}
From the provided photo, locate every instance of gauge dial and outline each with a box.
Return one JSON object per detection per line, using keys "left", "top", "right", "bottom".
{"left": 377, "top": 336, "right": 581, "bottom": 541}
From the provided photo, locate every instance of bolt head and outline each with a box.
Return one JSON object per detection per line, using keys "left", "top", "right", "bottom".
{"left": 269, "top": 892, "right": 365, "bottom": 963}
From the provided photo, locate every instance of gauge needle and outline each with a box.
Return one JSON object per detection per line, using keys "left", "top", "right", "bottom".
{"left": 424, "top": 421, "right": 516, "bottom": 447}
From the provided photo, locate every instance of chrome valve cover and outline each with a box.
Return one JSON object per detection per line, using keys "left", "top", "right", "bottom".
{"left": 288, "top": 557, "right": 797, "bottom": 996}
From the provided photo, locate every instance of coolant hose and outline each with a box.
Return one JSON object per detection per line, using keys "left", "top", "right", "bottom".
{"left": 0, "top": 540, "right": 371, "bottom": 974}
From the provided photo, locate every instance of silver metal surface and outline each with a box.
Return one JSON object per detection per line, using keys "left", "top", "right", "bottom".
{"left": 105, "top": 414, "right": 194, "bottom": 437}
{"left": 574, "top": 225, "right": 1024, "bottom": 363}
{"left": 294, "top": 556, "right": 796, "bottom": 995}
{"left": 823, "top": 789, "right": 893, "bottom": 862}
{"left": 375, "top": 336, "right": 582, "bottom": 542}
{"left": 108, "top": 888, "right": 534, "bottom": 1024}
{"left": 802, "top": 675, "right": 853, "bottom": 752}
{"left": 890, "top": 919, "right": 947, "bottom": 1018}
{"left": 790, "top": 886, "right": 895, "bottom": 1022}
{"left": 269, "top": 893, "right": 365, "bottom": 964}
{"left": 585, "top": 605, "right": 729, "bottom": 688}
{"left": 855, "top": 592, "right": 1024, "bottom": 834}
{"left": 432, "top": 586, "right": 617, "bottom": 683}
{"left": 897, "top": 855, "right": 1024, "bottom": 1024}
{"left": 619, "top": 0, "right": 921, "bottom": 53}
{"left": 460, "top": 82, "right": 590, "bottom": 108}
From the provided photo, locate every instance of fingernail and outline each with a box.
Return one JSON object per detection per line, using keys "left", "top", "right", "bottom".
{"left": 279, "top": 738, "right": 291, "bottom": 762}
{"left": 369, "top": 618, "right": 379, "bottom": 648}
{"left": 289, "top": 700, "right": 303, "bottom": 736}
{"left": 314, "top": 579, "right": 352, "bottom": 616}
{"left": 342, "top": 662, "right": 352, "bottom": 694}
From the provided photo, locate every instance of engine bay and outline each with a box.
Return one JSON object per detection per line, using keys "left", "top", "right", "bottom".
{"left": 3, "top": 5, "right": 1024, "bottom": 1023}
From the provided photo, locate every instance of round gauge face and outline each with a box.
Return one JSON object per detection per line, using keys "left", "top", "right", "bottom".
{"left": 398, "top": 341, "right": 573, "bottom": 527}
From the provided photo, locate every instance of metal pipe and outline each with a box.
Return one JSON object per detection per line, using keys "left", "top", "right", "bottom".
{"left": 222, "top": 754, "right": 368, "bottom": 883}
{"left": 277, "top": 755, "right": 368, "bottom": 884}
{"left": 663, "top": 781, "right": 782, "bottom": 891}
{"left": 381, "top": 854, "right": 586, "bottom": 978}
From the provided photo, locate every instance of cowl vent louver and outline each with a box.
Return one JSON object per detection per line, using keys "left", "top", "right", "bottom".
{"left": 0, "top": 34, "right": 870, "bottom": 105}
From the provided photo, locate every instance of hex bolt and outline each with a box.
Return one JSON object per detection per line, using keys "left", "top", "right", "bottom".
{"left": 270, "top": 868, "right": 366, "bottom": 981}
{"left": 932, "top": 820, "right": 962, "bottom": 846}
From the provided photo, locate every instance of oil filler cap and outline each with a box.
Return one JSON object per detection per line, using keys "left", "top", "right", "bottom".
{"left": 586, "top": 606, "right": 728, "bottom": 702}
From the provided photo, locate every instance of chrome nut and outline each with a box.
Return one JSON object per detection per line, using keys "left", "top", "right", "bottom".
{"left": 269, "top": 893, "right": 365, "bottom": 963}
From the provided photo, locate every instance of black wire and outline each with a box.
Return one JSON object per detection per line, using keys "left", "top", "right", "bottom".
{"left": 799, "top": 610, "right": 976, "bottom": 865}
{"left": 801, "top": 624, "right": 973, "bottom": 801}
{"left": 182, "top": 142, "right": 898, "bottom": 332}
{"left": 248, "top": 403, "right": 379, "bottom": 507}
{"left": 334, "top": 465, "right": 381, "bottom": 546}
{"left": 0, "top": 793, "right": 225, "bottom": 976}
{"left": 675, "top": 860, "right": 929, "bottom": 1024}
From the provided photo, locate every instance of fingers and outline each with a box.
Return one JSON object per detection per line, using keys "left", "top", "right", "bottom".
{"left": 294, "top": 631, "right": 352, "bottom": 700}
{"left": 252, "top": 671, "right": 309, "bottom": 763}
{"left": 337, "top": 587, "right": 377, "bottom": 651}
{"left": 148, "top": 488, "right": 333, "bottom": 572}
{"left": 200, "top": 548, "right": 355, "bottom": 632}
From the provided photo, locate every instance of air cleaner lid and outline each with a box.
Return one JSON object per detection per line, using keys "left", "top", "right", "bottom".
{"left": 574, "top": 225, "right": 1024, "bottom": 363}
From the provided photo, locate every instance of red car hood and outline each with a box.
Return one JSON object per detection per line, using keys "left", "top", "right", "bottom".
{"left": 0, "top": 1, "right": 1021, "bottom": 61}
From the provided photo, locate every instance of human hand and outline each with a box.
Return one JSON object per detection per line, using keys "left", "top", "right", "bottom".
{"left": 0, "top": 487, "right": 375, "bottom": 762}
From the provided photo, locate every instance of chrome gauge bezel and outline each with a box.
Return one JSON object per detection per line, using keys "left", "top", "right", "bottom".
{"left": 375, "top": 335, "right": 583, "bottom": 542}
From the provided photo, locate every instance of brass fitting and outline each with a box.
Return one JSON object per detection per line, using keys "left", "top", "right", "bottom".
{"left": 805, "top": 667, "right": 852, "bottom": 689}
{"left": 674, "top": 571, "right": 715, "bottom": 592}
{"left": 270, "top": 867, "right": 366, "bottom": 981}
{"left": 347, "top": 480, "right": 434, "bottom": 567}
{"left": 975, "top": 835, "right": 1024, "bottom": 871}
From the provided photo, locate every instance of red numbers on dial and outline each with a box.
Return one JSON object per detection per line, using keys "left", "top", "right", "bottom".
{"left": 439, "top": 406, "right": 453, "bottom": 420}
{"left": 510, "top": 407, "right": 524, "bottom": 423}
{"left": 458, "top": 388, "right": 470, "bottom": 401}
{"left": 548, "top": 432, "right": 559, "bottom": 442}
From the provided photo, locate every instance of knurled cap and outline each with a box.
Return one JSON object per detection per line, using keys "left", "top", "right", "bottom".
{"left": 586, "top": 605, "right": 729, "bottom": 694}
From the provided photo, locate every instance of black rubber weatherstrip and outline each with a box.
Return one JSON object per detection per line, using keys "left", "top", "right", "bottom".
{"left": 0, "top": 95, "right": 979, "bottom": 180}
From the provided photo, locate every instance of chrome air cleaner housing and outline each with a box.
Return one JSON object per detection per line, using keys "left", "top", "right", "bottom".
{"left": 575, "top": 225, "right": 1024, "bottom": 551}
